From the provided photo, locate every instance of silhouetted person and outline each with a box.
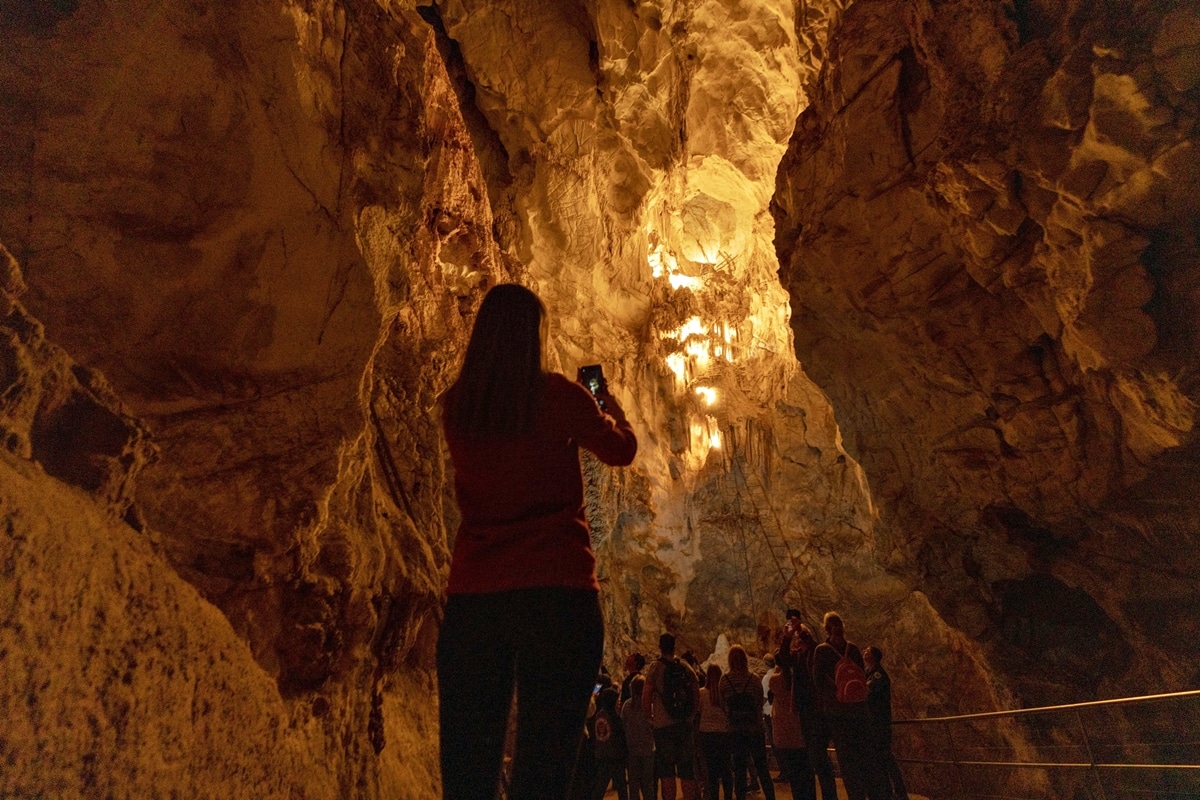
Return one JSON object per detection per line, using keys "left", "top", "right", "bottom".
{"left": 785, "top": 611, "right": 837, "bottom": 800}
{"left": 699, "top": 663, "right": 734, "bottom": 800}
{"left": 770, "top": 647, "right": 816, "bottom": 800}
{"left": 620, "top": 652, "right": 647, "bottom": 705}
{"left": 720, "top": 644, "right": 776, "bottom": 800}
{"left": 438, "top": 284, "right": 637, "bottom": 800}
{"left": 812, "top": 612, "right": 889, "bottom": 800}
{"left": 643, "top": 633, "right": 701, "bottom": 800}
{"left": 864, "top": 647, "right": 909, "bottom": 800}
{"left": 591, "top": 684, "right": 630, "bottom": 800}
{"left": 622, "top": 674, "right": 657, "bottom": 800}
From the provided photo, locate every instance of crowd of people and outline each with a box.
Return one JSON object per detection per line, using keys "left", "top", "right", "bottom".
{"left": 573, "top": 613, "right": 910, "bottom": 800}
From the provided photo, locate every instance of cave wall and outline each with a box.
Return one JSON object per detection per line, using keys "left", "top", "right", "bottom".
{"left": 5, "top": 0, "right": 1196, "bottom": 795}
{"left": 1, "top": 1, "right": 501, "bottom": 796}
{"left": 773, "top": 0, "right": 1200, "bottom": 704}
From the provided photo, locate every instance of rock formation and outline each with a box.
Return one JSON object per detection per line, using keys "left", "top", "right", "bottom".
{"left": 773, "top": 0, "right": 1200, "bottom": 706}
{"left": 1, "top": 0, "right": 1196, "bottom": 796}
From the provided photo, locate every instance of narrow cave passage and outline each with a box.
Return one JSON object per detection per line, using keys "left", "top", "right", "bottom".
{"left": 1, "top": 0, "right": 1198, "bottom": 798}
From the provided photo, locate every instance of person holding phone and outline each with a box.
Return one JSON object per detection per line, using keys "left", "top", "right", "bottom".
{"left": 438, "top": 283, "right": 638, "bottom": 800}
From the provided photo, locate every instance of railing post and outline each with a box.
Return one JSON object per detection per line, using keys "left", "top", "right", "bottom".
{"left": 944, "top": 718, "right": 966, "bottom": 797}
{"left": 1075, "top": 709, "right": 1108, "bottom": 800}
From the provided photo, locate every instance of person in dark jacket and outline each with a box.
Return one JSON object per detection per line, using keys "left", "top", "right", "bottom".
{"left": 864, "top": 647, "right": 909, "bottom": 800}
{"left": 784, "top": 611, "right": 837, "bottom": 800}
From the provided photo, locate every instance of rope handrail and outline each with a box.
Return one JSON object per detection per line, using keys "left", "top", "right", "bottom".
{"left": 893, "top": 689, "right": 1200, "bottom": 725}
{"left": 890, "top": 689, "right": 1200, "bottom": 798}
{"left": 894, "top": 759, "right": 1200, "bottom": 771}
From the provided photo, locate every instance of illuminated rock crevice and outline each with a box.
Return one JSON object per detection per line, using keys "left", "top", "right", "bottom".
{"left": 435, "top": 0, "right": 910, "bottom": 663}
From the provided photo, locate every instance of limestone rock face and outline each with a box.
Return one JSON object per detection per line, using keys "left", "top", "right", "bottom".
{"left": 2, "top": 1, "right": 492, "bottom": 796}
{"left": 773, "top": 0, "right": 1200, "bottom": 703}
{"left": 0, "top": 449, "right": 337, "bottom": 799}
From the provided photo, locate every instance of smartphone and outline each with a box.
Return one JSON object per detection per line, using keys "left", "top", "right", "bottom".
{"left": 578, "top": 364, "right": 606, "bottom": 409}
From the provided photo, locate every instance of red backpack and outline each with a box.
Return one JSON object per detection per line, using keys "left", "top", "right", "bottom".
{"left": 833, "top": 646, "right": 868, "bottom": 704}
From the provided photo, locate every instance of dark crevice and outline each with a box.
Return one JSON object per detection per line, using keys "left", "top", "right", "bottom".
{"left": 415, "top": 3, "right": 515, "bottom": 208}
{"left": 0, "top": 0, "right": 78, "bottom": 34}
{"left": 895, "top": 46, "right": 928, "bottom": 166}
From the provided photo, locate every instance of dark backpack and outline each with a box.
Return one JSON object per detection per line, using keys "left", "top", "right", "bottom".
{"left": 659, "top": 658, "right": 695, "bottom": 720}
{"left": 725, "top": 677, "right": 761, "bottom": 731}
{"left": 592, "top": 708, "right": 627, "bottom": 761}
{"left": 834, "top": 646, "right": 869, "bottom": 704}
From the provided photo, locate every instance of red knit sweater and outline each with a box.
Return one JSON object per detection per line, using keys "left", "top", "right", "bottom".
{"left": 443, "top": 372, "right": 638, "bottom": 594}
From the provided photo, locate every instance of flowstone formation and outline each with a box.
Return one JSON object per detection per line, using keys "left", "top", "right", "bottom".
{"left": 773, "top": 0, "right": 1200, "bottom": 707}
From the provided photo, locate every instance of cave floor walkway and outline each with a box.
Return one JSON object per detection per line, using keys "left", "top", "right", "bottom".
{"left": 603, "top": 777, "right": 931, "bottom": 799}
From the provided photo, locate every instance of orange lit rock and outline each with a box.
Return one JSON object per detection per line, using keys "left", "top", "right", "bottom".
{"left": 774, "top": 0, "right": 1199, "bottom": 710}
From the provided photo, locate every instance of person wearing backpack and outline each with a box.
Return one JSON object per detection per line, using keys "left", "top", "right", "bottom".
{"left": 591, "top": 684, "right": 630, "bottom": 800}
{"left": 719, "top": 645, "right": 776, "bottom": 800}
{"left": 642, "top": 633, "right": 700, "bottom": 800}
{"left": 812, "top": 612, "right": 889, "bottom": 800}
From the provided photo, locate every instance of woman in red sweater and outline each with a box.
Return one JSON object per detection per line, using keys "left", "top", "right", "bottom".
{"left": 438, "top": 284, "right": 637, "bottom": 800}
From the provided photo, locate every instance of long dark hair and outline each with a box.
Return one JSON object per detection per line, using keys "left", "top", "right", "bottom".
{"left": 444, "top": 283, "right": 547, "bottom": 438}
{"left": 706, "top": 663, "right": 723, "bottom": 707}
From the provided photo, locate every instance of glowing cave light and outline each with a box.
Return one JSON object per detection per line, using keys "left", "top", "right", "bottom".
{"left": 710, "top": 429, "right": 722, "bottom": 449}
{"left": 666, "top": 352, "right": 687, "bottom": 383}
{"left": 668, "top": 273, "right": 704, "bottom": 291}
{"left": 679, "top": 316, "right": 706, "bottom": 340}
{"left": 648, "top": 242, "right": 706, "bottom": 292}
{"left": 685, "top": 339, "right": 712, "bottom": 368}
{"left": 649, "top": 255, "right": 664, "bottom": 279}
{"left": 695, "top": 386, "right": 717, "bottom": 406}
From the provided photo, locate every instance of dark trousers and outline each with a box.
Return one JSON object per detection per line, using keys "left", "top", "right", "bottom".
{"left": 593, "top": 758, "right": 629, "bottom": 800}
{"left": 700, "top": 731, "right": 734, "bottom": 800}
{"left": 626, "top": 751, "right": 655, "bottom": 800}
{"left": 827, "top": 714, "right": 889, "bottom": 800}
{"left": 438, "top": 587, "right": 604, "bottom": 800}
{"left": 873, "top": 726, "right": 909, "bottom": 800}
{"left": 730, "top": 729, "right": 776, "bottom": 800}
{"left": 799, "top": 710, "right": 838, "bottom": 800}
{"left": 775, "top": 747, "right": 816, "bottom": 800}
